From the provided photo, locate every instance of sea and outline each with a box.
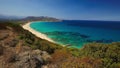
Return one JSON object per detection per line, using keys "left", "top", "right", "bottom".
{"left": 30, "top": 20, "right": 120, "bottom": 48}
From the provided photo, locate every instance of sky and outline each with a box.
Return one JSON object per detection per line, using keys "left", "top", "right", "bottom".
{"left": 0, "top": 0, "right": 120, "bottom": 21}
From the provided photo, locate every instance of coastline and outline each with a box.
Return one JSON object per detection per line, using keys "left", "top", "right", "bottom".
{"left": 22, "top": 22, "right": 55, "bottom": 43}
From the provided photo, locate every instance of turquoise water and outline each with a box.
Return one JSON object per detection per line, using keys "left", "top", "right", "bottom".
{"left": 30, "top": 20, "right": 120, "bottom": 48}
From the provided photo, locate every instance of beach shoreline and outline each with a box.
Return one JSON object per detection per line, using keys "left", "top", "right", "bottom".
{"left": 22, "top": 22, "right": 55, "bottom": 43}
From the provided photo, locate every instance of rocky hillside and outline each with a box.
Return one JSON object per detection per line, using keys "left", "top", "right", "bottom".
{"left": 0, "top": 21, "right": 62, "bottom": 68}
{"left": 0, "top": 27, "right": 51, "bottom": 68}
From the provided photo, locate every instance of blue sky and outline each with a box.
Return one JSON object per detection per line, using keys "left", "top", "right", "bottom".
{"left": 0, "top": 0, "right": 120, "bottom": 21}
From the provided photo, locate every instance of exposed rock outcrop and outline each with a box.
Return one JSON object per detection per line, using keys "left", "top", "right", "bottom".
{"left": 14, "top": 50, "right": 51, "bottom": 68}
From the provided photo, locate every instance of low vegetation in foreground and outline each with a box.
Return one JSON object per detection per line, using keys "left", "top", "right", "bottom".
{"left": 0, "top": 21, "right": 120, "bottom": 68}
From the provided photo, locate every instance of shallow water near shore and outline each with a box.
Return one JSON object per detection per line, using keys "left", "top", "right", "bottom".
{"left": 30, "top": 20, "right": 120, "bottom": 48}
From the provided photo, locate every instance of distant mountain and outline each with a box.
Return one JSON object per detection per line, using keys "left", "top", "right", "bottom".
{"left": 0, "top": 15, "right": 62, "bottom": 22}
{"left": 0, "top": 14, "right": 24, "bottom": 20}
{"left": 20, "top": 16, "right": 61, "bottom": 22}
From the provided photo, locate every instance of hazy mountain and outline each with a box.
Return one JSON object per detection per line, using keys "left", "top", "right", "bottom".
{"left": 20, "top": 16, "right": 61, "bottom": 22}
{"left": 0, "top": 14, "right": 24, "bottom": 20}
{"left": 0, "top": 14, "right": 61, "bottom": 22}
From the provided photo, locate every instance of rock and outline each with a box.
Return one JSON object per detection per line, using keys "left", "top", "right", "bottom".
{"left": 0, "top": 43, "right": 50, "bottom": 68}
{"left": 0, "top": 45, "right": 4, "bottom": 55}
{"left": 4, "top": 53, "right": 16, "bottom": 63}
{"left": 42, "top": 65, "right": 48, "bottom": 68}
{"left": 5, "top": 39, "right": 18, "bottom": 47}
{"left": 41, "top": 51, "right": 51, "bottom": 61}
{"left": 0, "top": 33, "right": 9, "bottom": 40}
{"left": 15, "top": 53, "right": 43, "bottom": 68}
{"left": 15, "top": 49, "right": 50, "bottom": 68}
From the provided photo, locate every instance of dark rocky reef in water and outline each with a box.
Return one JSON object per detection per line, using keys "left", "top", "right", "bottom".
{"left": 44, "top": 31, "right": 90, "bottom": 39}
{"left": 86, "top": 39, "right": 113, "bottom": 43}
{"left": 44, "top": 31, "right": 114, "bottom": 47}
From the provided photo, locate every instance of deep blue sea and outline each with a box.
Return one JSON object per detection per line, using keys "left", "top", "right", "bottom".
{"left": 30, "top": 20, "right": 120, "bottom": 48}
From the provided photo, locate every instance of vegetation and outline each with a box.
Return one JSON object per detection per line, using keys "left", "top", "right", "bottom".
{"left": 0, "top": 20, "right": 120, "bottom": 68}
{"left": 0, "top": 21, "right": 62, "bottom": 54}
{"left": 48, "top": 42, "right": 120, "bottom": 68}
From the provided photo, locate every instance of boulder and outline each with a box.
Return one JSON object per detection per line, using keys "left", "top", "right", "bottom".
{"left": 15, "top": 50, "right": 50, "bottom": 68}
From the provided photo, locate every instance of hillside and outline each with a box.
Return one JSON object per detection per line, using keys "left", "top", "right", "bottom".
{"left": 0, "top": 15, "right": 61, "bottom": 23}
{"left": 0, "top": 21, "right": 120, "bottom": 68}
{"left": 17, "top": 16, "right": 62, "bottom": 23}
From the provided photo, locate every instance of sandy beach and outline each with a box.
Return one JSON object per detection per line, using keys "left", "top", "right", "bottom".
{"left": 22, "top": 22, "right": 55, "bottom": 43}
